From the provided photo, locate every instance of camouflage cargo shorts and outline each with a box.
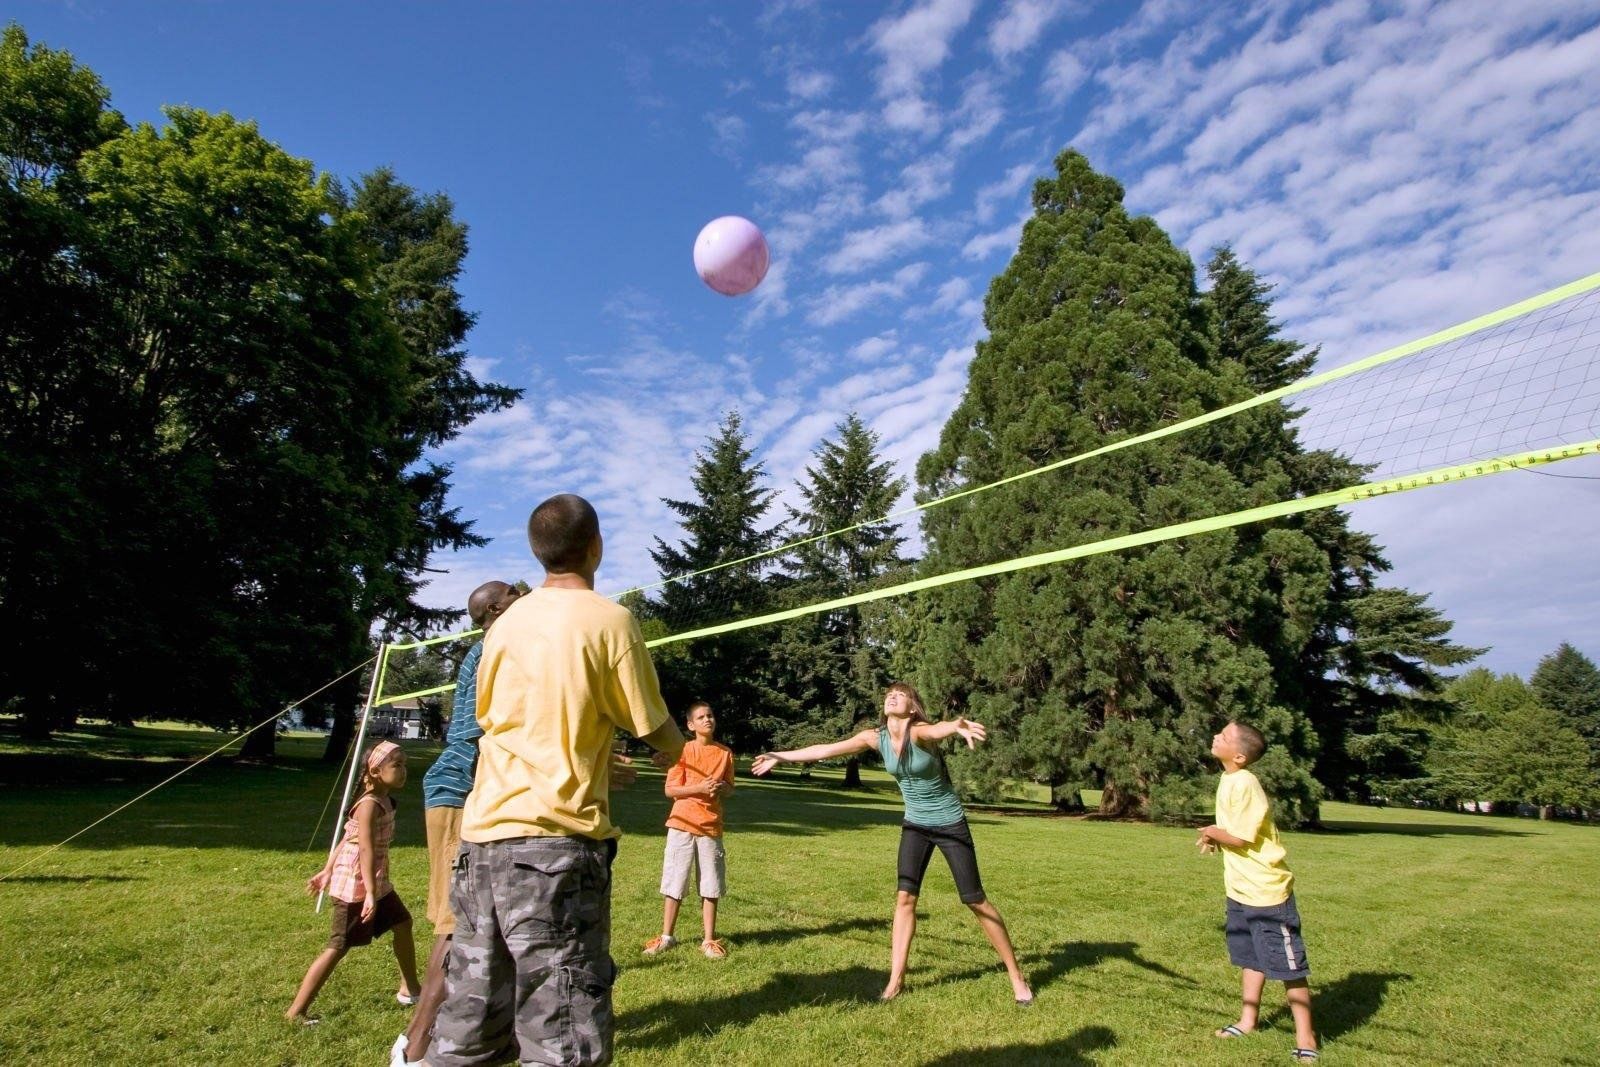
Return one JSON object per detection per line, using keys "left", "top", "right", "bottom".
{"left": 429, "top": 836, "right": 618, "bottom": 1066}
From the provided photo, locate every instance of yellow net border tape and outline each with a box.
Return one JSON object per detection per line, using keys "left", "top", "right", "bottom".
{"left": 374, "top": 436, "right": 1600, "bottom": 703}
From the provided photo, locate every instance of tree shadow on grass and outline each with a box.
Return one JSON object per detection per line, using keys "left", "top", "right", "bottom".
{"left": 1263, "top": 971, "right": 1412, "bottom": 1042}
{"left": 1317, "top": 818, "right": 1533, "bottom": 838}
{"left": 619, "top": 965, "right": 882, "bottom": 1049}
{"left": 920, "top": 1025, "right": 1118, "bottom": 1066}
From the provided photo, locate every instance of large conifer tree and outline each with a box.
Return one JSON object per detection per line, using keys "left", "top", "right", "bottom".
{"left": 648, "top": 411, "right": 785, "bottom": 752}
{"left": 769, "top": 414, "right": 910, "bottom": 784}
{"left": 908, "top": 150, "right": 1328, "bottom": 821}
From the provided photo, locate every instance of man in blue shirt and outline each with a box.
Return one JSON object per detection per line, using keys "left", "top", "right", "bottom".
{"left": 394, "top": 580, "right": 520, "bottom": 1067}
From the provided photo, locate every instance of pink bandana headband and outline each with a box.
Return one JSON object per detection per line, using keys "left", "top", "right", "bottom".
{"left": 366, "top": 740, "right": 400, "bottom": 770}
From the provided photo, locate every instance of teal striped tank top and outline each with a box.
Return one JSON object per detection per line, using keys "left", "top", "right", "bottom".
{"left": 878, "top": 726, "right": 965, "bottom": 828}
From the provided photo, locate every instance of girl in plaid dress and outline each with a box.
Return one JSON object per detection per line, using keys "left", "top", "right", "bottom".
{"left": 287, "top": 740, "right": 422, "bottom": 1024}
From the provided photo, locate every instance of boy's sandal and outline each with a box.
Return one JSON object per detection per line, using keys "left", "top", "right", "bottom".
{"left": 1215, "top": 1025, "right": 1249, "bottom": 1039}
{"left": 395, "top": 991, "right": 420, "bottom": 1006}
{"left": 701, "top": 938, "right": 729, "bottom": 959}
{"left": 1290, "top": 1050, "right": 1320, "bottom": 1061}
{"left": 290, "top": 1015, "right": 321, "bottom": 1027}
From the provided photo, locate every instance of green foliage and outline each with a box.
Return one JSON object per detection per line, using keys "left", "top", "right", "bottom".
{"left": 908, "top": 150, "right": 1324, "bottom": 822}
{"left": 0, "top": 25, "right": 517, "bottom": 756}
{"left": 1429, "top": 668, "right": 1598, "bottom": 812}
{"left": 769, "top": 415, "right": 910, "bottom": 782}
{"left": 647, "top": 412, "right": 787, "bottom": 752}
{"left": 1531, "top": 642, "right": 1600, "bottom": 769}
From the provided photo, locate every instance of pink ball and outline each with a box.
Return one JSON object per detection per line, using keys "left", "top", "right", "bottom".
{"left": 694, "top": 216, "right": 769, "bottom": 297}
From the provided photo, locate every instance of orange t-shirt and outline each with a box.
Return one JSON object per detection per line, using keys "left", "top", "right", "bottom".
{"left": 665, "top": 739, "right": 734, "bottom": 838}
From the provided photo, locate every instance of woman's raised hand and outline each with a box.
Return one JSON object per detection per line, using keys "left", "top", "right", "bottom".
{"left": 954, "top": 717, "right": 988, "bottom": 748}
{"left": 750, "top": 753, "right": 783, "bottom": 776}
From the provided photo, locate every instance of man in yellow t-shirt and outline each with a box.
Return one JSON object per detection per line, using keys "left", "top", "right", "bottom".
{"left": 1196, "top": 722, "right": 1318, "bottom": 1062}
{"left": 430, "top": 494, "right": 685, "bottom": 1067}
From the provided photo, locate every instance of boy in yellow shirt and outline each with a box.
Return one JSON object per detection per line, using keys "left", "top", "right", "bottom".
{"left": 430, "top": 494, "right": 685, "bottom": 1067}
{"left": 1196, "top": 722, "right": 1318, "bottom": 1062}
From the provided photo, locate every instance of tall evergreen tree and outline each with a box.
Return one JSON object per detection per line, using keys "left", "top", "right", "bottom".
{"left": 908, "top": 149, "right": 1325, "bottom": 823}
{"left": 1201, "top": 248, "right": 1481, "bottom": 801}
{"left": 769, "top": 414, "right": 910, "bottom": 785}
{"left": 1531, "top": 642, "right": 1600, "bottom": 769}
{"left": 648, "top": 412, "right": 785, "bottom": 752}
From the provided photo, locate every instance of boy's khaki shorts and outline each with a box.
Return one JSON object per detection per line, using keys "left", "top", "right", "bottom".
{"left": 660, "top": 827, "right": 726, "bottom": 900}
{"left": 426, "top": 804, "right": 464, "bottom": 935}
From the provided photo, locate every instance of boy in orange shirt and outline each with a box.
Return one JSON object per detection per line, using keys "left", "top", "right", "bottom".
{"left": 642, "top": 701, "right": 735, "bottom": 959}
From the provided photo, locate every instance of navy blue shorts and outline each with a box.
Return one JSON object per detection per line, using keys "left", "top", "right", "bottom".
{"left": 1224, "top": 894, "right": 1309, "bottom": 981}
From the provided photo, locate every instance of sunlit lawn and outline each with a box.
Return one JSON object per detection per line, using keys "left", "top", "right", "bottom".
{"left": 2, "top": 721, "right": 1596, "bottom": 1065}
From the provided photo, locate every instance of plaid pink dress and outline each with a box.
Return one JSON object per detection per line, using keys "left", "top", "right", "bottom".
{"left": 326, "top": 794, "right": 395, "bottom": 903}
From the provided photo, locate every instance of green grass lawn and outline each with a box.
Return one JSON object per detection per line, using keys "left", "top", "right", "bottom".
{"left": 2, "top": 722, "right": 1596, "bottom": 1066}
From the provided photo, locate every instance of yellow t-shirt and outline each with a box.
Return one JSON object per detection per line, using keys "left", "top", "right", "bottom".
{"left": 1215, "top": 769, "right": 1294, "bottom": 907}
{"left": 461, "top": 587, "right": 671, "bottom": 843}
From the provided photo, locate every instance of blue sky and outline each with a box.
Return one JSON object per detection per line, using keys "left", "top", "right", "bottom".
{"left": 16, "top": 0, "right": 1600, "bottom": 676}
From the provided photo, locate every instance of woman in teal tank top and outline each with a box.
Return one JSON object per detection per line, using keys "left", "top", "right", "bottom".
{"left": 753, "top": 683, "right": 1033, "bottom": 1005}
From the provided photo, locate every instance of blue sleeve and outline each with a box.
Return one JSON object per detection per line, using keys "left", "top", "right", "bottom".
{"left": 447, "top": 642, "right": 484, "bottom": 745}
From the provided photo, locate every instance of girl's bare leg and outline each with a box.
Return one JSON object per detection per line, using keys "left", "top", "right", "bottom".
{"left": 392, "top": 918, "right": 421, "bottom": 997}
{"left": 966, "top": 899, "right": 1032, "bottom": 1001}
{"left": 287, "top": 947, "right": 345, "bottom": 1021}
{"left": 883, "top": 890, "right": 918, "bottom": 999}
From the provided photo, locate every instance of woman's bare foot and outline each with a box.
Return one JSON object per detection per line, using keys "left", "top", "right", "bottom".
{"left": 1012, "top": 976, "right": 1034, "bottom": 1005}
{"left": 878, "top": 981, "right": 905, "bottom": 1001}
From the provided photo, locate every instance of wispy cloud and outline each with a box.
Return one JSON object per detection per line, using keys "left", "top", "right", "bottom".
{"left": 807, "top": 262, "right": 930, "bottom": 325}
{"left": 869, "top": 0, "right": 979, "bottom": 134}
{"left": 988, "top": 0, "right": 1077, "bottom": 61}
{"left": 823, "top": 217, "right": 932, "bottom": 274}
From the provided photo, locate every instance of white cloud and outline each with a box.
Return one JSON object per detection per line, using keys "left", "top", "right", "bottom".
{"left": 930, "top": 276, "right": 971, "bottom": 311}
{"left": 876, "top": 155, "right": 955, "bottom": 218}
{"left": 705, "top": 111, "right": 747, "bottom": 162}
{"left": 823, "top": 217, "right": 932, "bottom": 274}
{"left": 807, "top": 262, "right": 930, "bottom": 325}
{"left": 883, "top": 94, "right": 943, "bottom": 134}
{"left": 869, "top": 0, "right": 979, "bottom": 98}
{"left": 787, "top": 68, "right": 834, "bottom": 99}
{"left": 962, "top": 208, "right": 1028, "bottom": 260}
{"left": 946, "top": 76, "right": 1005, "bottom": 151}
{"left": 974, "top": 161, "right": 1035, "bottom": 222}
{"left": 850, "top": 331, "right": 900, "bottom": 361}
{"left": 988, "top": 0, "right": 1076, "bottom": 60}
{"left": 1042, "top": 48, "right": 1087, "bottom": 104}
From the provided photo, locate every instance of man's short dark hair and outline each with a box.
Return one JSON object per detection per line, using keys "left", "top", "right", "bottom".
{"left": 1233, "top": 721, "right": 1267, "bottom": 765}
{"left": 527, "top": 494, "right": 600, "bottom": 573}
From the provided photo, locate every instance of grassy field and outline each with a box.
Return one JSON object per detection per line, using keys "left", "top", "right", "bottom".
{"left": 1, "top": 722, "right": 1596, "bottom": 1066}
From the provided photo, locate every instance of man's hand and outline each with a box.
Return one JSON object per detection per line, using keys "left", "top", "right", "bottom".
{"left": 1196, "top": 825, "right": 1219, "bottom": 854}
{"left": 611, "top": 751, "right": 638, "bottom": 789}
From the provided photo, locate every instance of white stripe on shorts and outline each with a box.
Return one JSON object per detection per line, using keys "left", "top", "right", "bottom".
{"left": 1280, "top": 924, "right": 1297, "bottom": 971}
